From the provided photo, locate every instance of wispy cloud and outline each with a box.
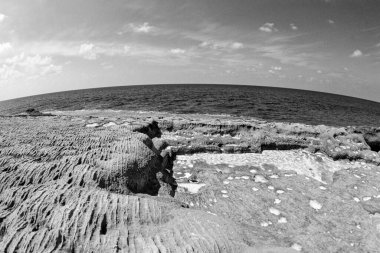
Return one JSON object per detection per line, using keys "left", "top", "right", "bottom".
{"left": 170, "top": 48, "right": 186, "bottom": 54}
{"left": 249, "top": 39, "right": 325, "bottom": 70}
{"left": 0, "top": 42, "right": 12, "bottom": 54}
{"left": 20, "top": 40, "right": 177, "bottom": 63}
{"left": 79, "top": 43, "right": 97, "bottom": 60}
{"left": 199, "top": 40, "right": 244, "bottom": 50}
{"left": 231, "top": 42, "right": 244, "bottom": 49}
{"left": 271, "top": 66, "right": 282, "bottom": 71}
{"left": 259, "top": 23, "right": 278, "bottom": 33}
{"left": 6, "top": 19, "right": 325, "bottom": 80}
{"left": 162, "top": 20, "right": 323, "bottom": 72}
{"left": 0, "top": 13, "right": 6, "bottom": 23}
{"left": 100, "top": 62, "right": 114, "bottom": 70}
{"left": 23, "top": 41, "right": 128, "bottom": 59}
{"left": 117, "top": 22, "right": 159, "bottom": 36}
{"left": 290, "top": 23, "right": 298, "bottom": 31}
{"left": 361, "top": 25, "right": 380, "bottom": 32}
{"left": 0, "top": 53, "right": 62, "bottom": 81}
{"left": 328, "top": 19, "right": 335, "bottom": 24}
{"left": 129, "top": 22, "right": 155, "bottom": 33}
{"left": 124, "top": 45, "right": 131, "bottom": 53}
{"left": 350, "top": 49, "right": 363, "bottom": 58}
{"left": 255, "top": 45, "right": 307, "bottom": 66}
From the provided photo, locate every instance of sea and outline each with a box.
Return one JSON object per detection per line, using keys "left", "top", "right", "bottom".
{"left": 0, "top": 84, "right": 379, "bottom": 127}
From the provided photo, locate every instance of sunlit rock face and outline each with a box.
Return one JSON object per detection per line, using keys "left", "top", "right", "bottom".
{"left": 0, "top": 116, "right": 248, "bottom": 252}
{"left": 0, "top": 110, "right": 380, "bottom": 252}
{"left": 0, "top": 118, "right": 165, "bottom": 196}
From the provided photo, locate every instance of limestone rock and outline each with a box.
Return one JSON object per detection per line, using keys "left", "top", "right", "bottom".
{"left": 0, "top": 181, "right": 245, "bottom": 252}
{"left": 1, "top": 110, "right": 380, "bottom": 252}
{"left": 0, "top": 116, "right": 249, "bottom": 252}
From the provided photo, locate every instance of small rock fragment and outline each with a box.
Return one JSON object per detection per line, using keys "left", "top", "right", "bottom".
{"left": 86, "top": 123, "right": 99, "bottom": 127}
{"left": 254, "top": 175, "right": 268, "bottom": 183}
{"left": 291, "top": 243, "right": 302, "bottom": 252}
{"left": 178, "top": 183, "right": 206, "bottom": 194}
{"left": 363, "top": 197, "right": 372, "bottom": 201}
{"left": 103, "top": 122, "right": 117, "bottom": 127}
{"left": 269, "top": 207, "right": 281, "bottom": 216}
{"left": 309, "top": 200, "right": 322, "bottom": 210}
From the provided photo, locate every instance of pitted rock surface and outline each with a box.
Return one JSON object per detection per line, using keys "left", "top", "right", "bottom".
{"left": 173, "top": 151, "right": 380, "bottom": 252}
{"left": 0, "top": 116, "right": 249, "bottom": 252}
{"left": 1, "top": 110, "right": 380, "bottom": 252}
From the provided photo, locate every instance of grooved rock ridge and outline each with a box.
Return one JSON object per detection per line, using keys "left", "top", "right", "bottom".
{"left": 0, "top": 116, "right": 246, "bottom": 252}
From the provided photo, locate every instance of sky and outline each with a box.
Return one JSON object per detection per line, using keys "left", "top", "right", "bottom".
{"left": 0, "top": 0, "right": 380, "bottom": 102}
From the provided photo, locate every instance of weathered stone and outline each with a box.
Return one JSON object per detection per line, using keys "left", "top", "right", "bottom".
{"left": 1, "top": 110, "right": 380, "bottom": 252}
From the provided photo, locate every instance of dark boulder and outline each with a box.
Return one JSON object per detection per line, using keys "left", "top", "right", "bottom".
{"left": 24, "top": 108, "right": 53, "bottom": 117}
{"left": 363, "top": 130, "right": 380, "bottom": 152}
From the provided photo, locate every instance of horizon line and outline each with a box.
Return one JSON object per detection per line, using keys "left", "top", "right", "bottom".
{"left": 0, "top": 83, "right": 379, "bottom": 104}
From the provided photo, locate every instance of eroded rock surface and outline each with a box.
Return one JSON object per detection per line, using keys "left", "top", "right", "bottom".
{"left": 173, "top": 151, "right": 380, "bottom": 252}
{"left": 0, "top": 110, "right": 379, "bottom": 252}
{"left": 0, "top": 116, "right": 249, "bottom": 252}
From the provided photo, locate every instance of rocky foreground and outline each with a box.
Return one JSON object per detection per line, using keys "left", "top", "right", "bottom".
{"left": 0, "top": 110, "right": 380, "bottom": 253}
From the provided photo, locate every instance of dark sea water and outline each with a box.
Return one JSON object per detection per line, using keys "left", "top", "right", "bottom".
{"left": 0, "top": 84, "right": 379, "bottom": 127}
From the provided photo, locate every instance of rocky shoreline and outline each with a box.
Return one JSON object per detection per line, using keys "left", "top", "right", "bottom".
{"left": 0, "top": 110, "right": 379, "bottom": 252}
